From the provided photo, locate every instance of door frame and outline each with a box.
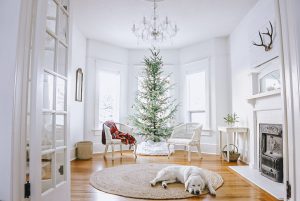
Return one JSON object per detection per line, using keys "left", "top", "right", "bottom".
{"left": 279, "top": 0, "right": 300, "bottom": 200}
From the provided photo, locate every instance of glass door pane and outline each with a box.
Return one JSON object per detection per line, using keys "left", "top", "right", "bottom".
{"left": 43, "top": 73, "right": 54, "bottom": 110}
{"left": 55, "top": 149, "right": 65, "bottom": 185}
{"left": 41, "top": 153, "right": 53, "bottom": 193}
{"left": 58, "top": 9, "right": 68, "bottom": 43}
{"left": 55, "top": 115, "right": 65, "bottom": 147}
{"left": 42, "top": 114, "right": 54, "bottom": 150}
{"left": 56, "top": 77, "right": 66, "bottom": 111}
{"left": 43, "top": 33, "right": 56, "bottom": 71}
{"left": 57, "top": 43, "right": 67, "bottom": 76}
{"left": 46, "top": 0, "right": 57, "bottom": 33}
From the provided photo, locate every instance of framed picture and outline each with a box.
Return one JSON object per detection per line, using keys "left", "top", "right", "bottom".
{"left": 75, "top": 68, "right": 83, "bottom": 102}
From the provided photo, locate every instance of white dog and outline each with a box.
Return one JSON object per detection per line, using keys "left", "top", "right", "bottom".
{"left": 150, "top": 166, "right": 216, "bottom": 196}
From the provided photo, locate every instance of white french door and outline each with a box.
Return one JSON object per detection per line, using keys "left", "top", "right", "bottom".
{"left": 27, "top": 0, "right": 70, "bottom": 200}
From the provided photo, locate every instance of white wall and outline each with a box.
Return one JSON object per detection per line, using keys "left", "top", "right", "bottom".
{"left": 179, "top": 38, "right": 231, "bottom": 154}
{"left": 229, "top": 0, "right": 281, "bottom": 166}
{"left": 0, "top": 0, "right": 22, "bottom": 200}
{"left": 84, "top": 40, "right": 129, "bottom": 153}
{"left": 69, "top": 21, "right": 87, "bottom": 160}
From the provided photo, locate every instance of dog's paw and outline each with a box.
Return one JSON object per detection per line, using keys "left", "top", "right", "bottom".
{"left": 150, "top": 181, "right": 156, "bottom": 187}
{"left": 209, "top": 190, "right": 216, "bottom": 196}
{"left": 162, "top": 183, "right": 167, "bottom": 189}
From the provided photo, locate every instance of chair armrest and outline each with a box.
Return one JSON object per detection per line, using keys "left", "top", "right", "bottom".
{"left": 191, "top": 125, "right": 203, "bottom": 141}
{"left": 116, "top": 123, "right": 134, "bottom": 135}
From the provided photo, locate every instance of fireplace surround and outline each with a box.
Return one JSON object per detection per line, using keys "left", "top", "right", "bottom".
{"left": 259, "top": 123, "right": 283, "bottom": 183}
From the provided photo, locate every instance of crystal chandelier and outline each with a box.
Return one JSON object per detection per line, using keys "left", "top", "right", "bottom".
{"left": 132, "top": 0, "right": 178, "bottom": 43}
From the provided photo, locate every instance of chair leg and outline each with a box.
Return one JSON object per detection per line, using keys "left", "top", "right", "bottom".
{"left": 167, "top": 143, "right": 171, "bottom": 159}
{"left": 120, "top": 144, "right": 123, "bottom": 156}
{"left": 134, "top": 144, "right": 137, "bottom": 159}
{"left": 196, "top": 144, "right": 202, "bottom": 159}
{"left": 187, "top": 146, "right": 191, "bottom": 162}
{"left": 104, "top": 144, "right": 109, "bottom": 157}
{"left": 111, "top": 144, "right": 114, "bottom": 161}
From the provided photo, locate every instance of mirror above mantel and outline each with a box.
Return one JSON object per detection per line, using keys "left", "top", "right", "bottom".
{"left": 247, "top": 56, "right": 281, "bottom": 106}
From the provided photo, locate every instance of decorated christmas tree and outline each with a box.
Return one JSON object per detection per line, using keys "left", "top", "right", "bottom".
{"left": 131, "top": 48, "right": 178, "bottom": 142}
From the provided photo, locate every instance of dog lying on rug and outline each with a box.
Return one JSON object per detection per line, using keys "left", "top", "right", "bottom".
{"left": 150, "top": 166, "right": 216, "bottom": 196}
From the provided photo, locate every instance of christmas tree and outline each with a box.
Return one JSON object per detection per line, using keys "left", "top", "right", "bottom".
{"left": 131, "top": 48, "right": 178, "bottom": 142}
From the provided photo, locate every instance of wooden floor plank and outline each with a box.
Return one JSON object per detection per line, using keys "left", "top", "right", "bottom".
{"left": 71, "top": 151, "right": 279, "bottom": 201}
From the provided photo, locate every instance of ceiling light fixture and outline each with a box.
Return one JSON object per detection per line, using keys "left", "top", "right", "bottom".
{"left": 132, "top": 0, "right": 178, "bottom": 43}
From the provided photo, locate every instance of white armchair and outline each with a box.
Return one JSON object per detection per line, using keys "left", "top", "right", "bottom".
{"left": 103, "top": 123, "right": 137, "bottom": 160}
{"left": 167, "top": 123, "right": 203, "bottom": 162}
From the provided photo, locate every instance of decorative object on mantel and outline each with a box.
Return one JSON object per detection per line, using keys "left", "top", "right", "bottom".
{"left": 222, "top": 144, "right": 240, "bottom": 162}
{"left": 224, "top": 113, "right": 239, "bottom": 127}
{"left": 132, "top": 0, "right": 178, "bottom": 43}
{"left": 75, "top": 68, "right": 83, "bottom": 102}
{"left": 130, "top": 48, "right": 179, "bottom": 155}
{"left": 252, "top": 21, "right": 274, "bottom": 52}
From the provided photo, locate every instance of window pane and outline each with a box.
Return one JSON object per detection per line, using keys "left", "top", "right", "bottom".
{"left": 43, "top": 33, "right": 55, "bottom": 71}
{"left": 190, "top": 112, "right": 206, "bottom": 127}
{"left": 41, "top": 153, "right": 53, "bottom": 193}
{"left": 98, "top": 71, "right": 120, "bottom": 124}
{"left": 46, "top": 0, "right": 57, "bottom": 33}
{"left": 56, "top": 149, "right": 65, "bottom": 185}
{"left": 56, "top": 78, "right": 65, "bottom": 111}
{"left": 55, "top": 115, "right": 65, "bottom": 147}
{"left": 58, "top": 8, "right": 68, "bottom": 43}
{"left": 57, "top": 42, "right": 67, "bottom": 76}
{"left": 43, "top": 73, "right": 54, "bottom": 110}
{"left": 186, "top": 72, "right": 206, "bottom": 111}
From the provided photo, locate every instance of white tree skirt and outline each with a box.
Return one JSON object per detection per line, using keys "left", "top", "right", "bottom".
{"left": 136, "top": 141, "right": 175, "bottom": 156}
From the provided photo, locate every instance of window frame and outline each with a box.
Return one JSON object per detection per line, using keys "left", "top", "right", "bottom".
{"left": 184, "top": 58, "right": 211, "bottom": 130}
{"left": 94, "top": 69, "right": 121, "bottom": 129}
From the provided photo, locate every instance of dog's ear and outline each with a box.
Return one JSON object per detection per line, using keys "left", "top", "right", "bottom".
{"left": 184, "top": 177, "right": 191, "bottom": 191}
{"left": 183, "top": 167, "right": 193, "bottom": 182}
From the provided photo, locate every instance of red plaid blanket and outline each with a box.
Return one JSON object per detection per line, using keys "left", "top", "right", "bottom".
{"left": 102, "top": 121, "right": 136, "bottom": 145}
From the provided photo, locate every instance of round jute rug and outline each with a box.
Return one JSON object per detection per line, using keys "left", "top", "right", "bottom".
{"left": 90, "top": 163, "right": 223, "bottom": 200}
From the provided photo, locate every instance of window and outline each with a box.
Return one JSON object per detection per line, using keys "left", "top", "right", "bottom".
{"left": 96, "top": 70, "right": 120, "bottom": 127}
{"left": 186, "top": 71, "right": 208, "bottom": 128}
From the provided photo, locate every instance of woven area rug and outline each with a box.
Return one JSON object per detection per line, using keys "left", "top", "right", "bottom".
{"left": 90, "top": 163, "right": 223, "bottom": 200}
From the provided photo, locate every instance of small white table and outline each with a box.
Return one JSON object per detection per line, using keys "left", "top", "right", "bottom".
{"left": 218, "top": 126, "right": 248, "bottom": 162}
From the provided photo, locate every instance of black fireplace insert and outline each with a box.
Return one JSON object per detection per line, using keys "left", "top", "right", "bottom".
{"left": 259, "top": 123, "right": 283, "bottom": 183}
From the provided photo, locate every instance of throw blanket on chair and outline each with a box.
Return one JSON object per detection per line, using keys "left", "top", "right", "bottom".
{"left": 102, "top": 121, "right": 136, "bottom": 145}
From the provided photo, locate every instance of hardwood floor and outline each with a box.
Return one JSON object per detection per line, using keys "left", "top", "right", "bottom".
{"left": 71, "top": 150, "right": 279, "bottom": 201}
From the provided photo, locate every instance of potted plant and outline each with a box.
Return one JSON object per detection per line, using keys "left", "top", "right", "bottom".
{"left": 224, "top": 113, "right": 239, "bottom": 127}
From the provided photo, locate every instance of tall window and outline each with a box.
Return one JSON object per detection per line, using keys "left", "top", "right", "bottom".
{"left": 96, "top": 70, "right": 120, "bottom": 126}
{"left": 186, "top": 71, "right": 208, "bottom": 128}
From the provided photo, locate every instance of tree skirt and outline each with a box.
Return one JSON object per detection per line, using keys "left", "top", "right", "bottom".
{"left": 136, "top": 141, "right": 175, "bottom": 155}
{"left": 90, "top": 163, "right": 224, "bottom": 200}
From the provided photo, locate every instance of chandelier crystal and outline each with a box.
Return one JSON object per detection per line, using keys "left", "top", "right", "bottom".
{"left": 132, "top": 0, "right": 178, "bottom": 43}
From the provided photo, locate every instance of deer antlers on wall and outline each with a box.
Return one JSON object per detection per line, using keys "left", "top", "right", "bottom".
{"left": 252, "top": 21, "right": 274, "bottom": 51}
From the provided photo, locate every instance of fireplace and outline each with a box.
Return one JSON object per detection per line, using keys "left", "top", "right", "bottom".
{"left": 259, "top": 124, "right": 283, "bottom": 183}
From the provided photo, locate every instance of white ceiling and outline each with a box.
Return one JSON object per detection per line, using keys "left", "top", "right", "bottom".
{"left": 72, "top": 0, "right": 258, "bottom": 49}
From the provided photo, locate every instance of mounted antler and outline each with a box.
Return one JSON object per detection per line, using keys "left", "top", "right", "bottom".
{"left": 252, "top": 21, "right": 274, "bottom": 51}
